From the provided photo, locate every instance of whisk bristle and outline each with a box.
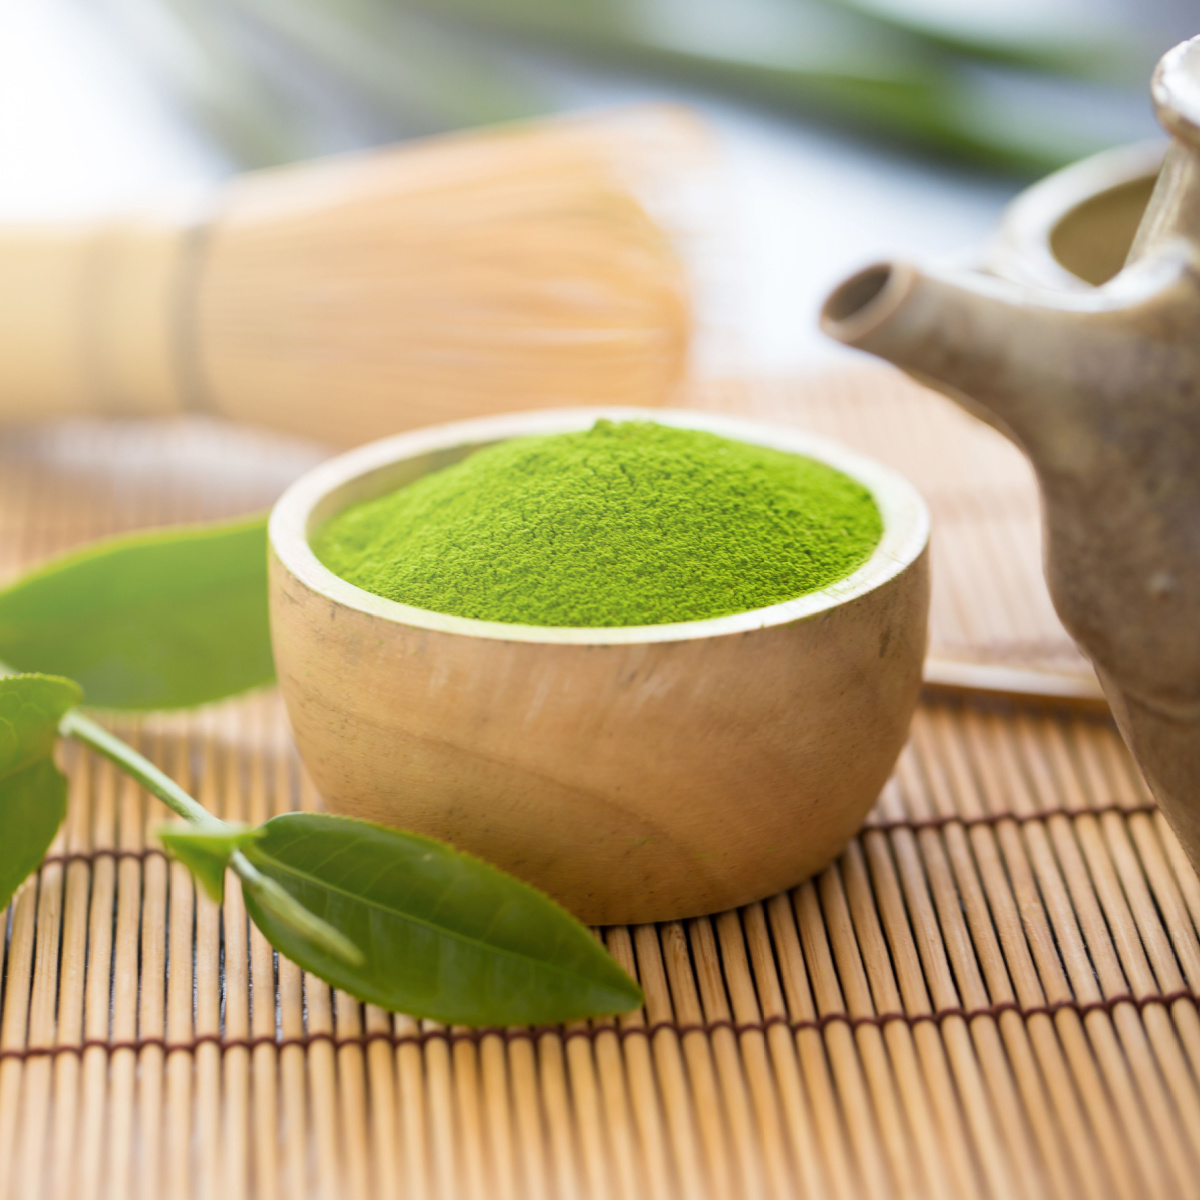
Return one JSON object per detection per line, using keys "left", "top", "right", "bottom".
{"left": 192, "top": 107, "right": 701, "bottom": 444}
{"left": 0, "top": 108, "right": 706, "bottom": 446}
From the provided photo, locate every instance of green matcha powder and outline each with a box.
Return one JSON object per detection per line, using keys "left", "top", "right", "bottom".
{"left": 313, "top": 420, "right": 882, "bottom": 628}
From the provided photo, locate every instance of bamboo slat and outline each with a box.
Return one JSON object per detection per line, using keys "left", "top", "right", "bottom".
{"left": 2, "top": 371, "right": 1195, "bottom": 1200}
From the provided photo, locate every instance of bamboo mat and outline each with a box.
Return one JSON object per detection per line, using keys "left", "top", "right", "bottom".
{"left": 3, "top": 370, "right": 1198, "bottom": 1200}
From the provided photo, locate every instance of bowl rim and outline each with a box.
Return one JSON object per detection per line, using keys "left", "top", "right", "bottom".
{"left": 269, "top": 407, "right": 930, "bottom": 646}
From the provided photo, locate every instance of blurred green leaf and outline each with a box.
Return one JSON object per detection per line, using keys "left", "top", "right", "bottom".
{"left": 241, "top": 812, "right": 644, "bottom": 1025}
{"left": 0, "top": 674, "right": 84, "bottom": 910}
{"left": 105, "top": 0, "right": 541, "bottom": 167}
{"left": 388, "top": 0, "right": 1154, "bottom": 170}
{"left": 0, "top": 516, "right": 272, "bottom": 711}
{"left": 821, "top": 0, "right": 1153, "bottom": 80}
{"left": 100, "top": 0, "right": 310, "bottom": 165}
{"left": 236, "top": 0, "right": 541, "bottom": 140}
{"left": 117, "top": 0, "right": 1158, "bottom": 171}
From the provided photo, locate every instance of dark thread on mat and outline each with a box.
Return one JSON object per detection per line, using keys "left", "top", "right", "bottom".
{"left": 33, "top": 801, "right": 1162, "bottom": 873}
{"left": 40, "top": 847, "right": 168, "bottom": 869}
{"left": 863, "top": 799, "right": 1158, "bottom": 835}
{"left": 4, "top": 989, "right": 1197, "bottom": 1062}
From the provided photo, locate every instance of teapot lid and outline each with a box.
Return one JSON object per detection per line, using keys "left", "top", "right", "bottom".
{"left": 1153, "top": 35, "right": 1200, "bottom": 147}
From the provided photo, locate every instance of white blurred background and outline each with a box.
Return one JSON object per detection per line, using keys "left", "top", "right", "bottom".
{"left": 0, "top": 0, "right": 1187, "bottom": 372}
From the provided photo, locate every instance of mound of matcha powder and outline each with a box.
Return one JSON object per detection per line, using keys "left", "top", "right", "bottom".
{"left": 312, "top": 420, "right": 882, "bottom": 627}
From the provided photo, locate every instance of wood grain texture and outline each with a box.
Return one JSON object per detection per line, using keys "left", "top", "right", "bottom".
{"left": 268, "top": 408, "right": 930, "bottom": 924}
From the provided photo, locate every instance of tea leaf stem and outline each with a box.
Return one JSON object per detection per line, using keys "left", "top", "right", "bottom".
{"left": 59, "top": 708, "right": 362, "bottom": 962}
{"left": 231, "top": 848, "right": 365, "bottom": 965}
{"left": 58, "top": 709, "right": 224, "bottom": 830}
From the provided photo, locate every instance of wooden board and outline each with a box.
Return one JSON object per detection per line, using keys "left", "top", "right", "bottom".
{"left": 3, "top": 372, "right": 1197, "bottom": 1200}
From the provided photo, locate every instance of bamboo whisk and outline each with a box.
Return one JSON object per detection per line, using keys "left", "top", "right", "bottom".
{"left": 0, "top": 109, "right": 697, "bottom": 447}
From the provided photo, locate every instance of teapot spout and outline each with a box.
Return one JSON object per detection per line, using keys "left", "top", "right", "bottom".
{"left": 820, "top": 261, "right": 1098, "bottom": 460}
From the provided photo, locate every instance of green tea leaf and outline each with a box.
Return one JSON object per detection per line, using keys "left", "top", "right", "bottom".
{"left": 241, "top": 812, "right": 644, "bottom": 1025}
{"left": 233, "top": 851, "right": 365, "bottom": 966}
{"left": 159, "top": 823, "right": 263, "bottom": 903}
{"left": 0, "top": 516, "right": 273, "bottom": 710}
{"left": 0, "top": 674, "right": 84, "bottom": 909}
{"left": 0, "top": 761, "right": 70, "bottom": 912}
{"left": 0, "top": 674, "right": 81, "bottom": 772}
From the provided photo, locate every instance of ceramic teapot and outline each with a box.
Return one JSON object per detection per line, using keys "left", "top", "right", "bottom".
{"left": 821, "top": 35, "right": 1200, "bottom": 871}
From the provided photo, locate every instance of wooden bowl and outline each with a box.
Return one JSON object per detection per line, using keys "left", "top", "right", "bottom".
{"left": 268, "top": 408, "right": 930, "bottom": 924}
{"left": 987, "top": 139, "right": 1165, "bottom": 289}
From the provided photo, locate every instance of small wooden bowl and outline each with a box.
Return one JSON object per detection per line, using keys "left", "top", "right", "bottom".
{"left": 268, "top": 408, "right": 930, "bottom": 924}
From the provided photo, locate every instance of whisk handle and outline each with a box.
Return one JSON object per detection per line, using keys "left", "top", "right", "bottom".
{"left": 0, "top": 219, "right": 189, "bottom": 422}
